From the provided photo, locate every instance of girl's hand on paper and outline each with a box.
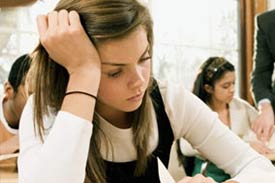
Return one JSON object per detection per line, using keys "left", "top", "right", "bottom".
{"left": 177, "top": 174, "right": 216, "bottom": 183}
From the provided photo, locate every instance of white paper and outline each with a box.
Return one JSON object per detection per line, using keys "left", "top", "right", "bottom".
{"left": 158, "top": 158, "right": 176, "bottom": 183}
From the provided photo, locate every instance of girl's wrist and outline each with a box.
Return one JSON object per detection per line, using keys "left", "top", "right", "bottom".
{"left": 67, "top": 66, "right": 101, "bottom": 96}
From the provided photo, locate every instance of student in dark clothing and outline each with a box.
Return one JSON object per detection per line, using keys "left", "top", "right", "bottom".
{"left": 251, "top": 10, "right": 275, "bottom": 143}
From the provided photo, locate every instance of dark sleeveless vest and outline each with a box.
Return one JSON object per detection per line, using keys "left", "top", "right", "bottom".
{"left": 104, "top": 80, "right": 174, "bottom": 183}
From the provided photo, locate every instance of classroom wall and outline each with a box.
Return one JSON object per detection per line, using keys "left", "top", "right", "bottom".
{"left": 269, "top": 0, "right": 275, "bottom": 9}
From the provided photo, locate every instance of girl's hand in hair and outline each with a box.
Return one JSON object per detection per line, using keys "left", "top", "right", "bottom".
{"left": 177, "top": 174, "right": 216, "bottom": 183}
{"left": 37, "top": 10, "right": 101, "bottom": 75}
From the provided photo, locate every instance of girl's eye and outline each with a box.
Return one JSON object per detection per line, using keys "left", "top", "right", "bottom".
{"left": 139, "top": 56, "right": 151, "bottom": 63}
{"left": 222, "top": 82, "right": 235, "bottom": 89}
{"left": 107, "top": 70, "right": 122, "bottom": 78}
{"left": 222, "top": 84, "right": 230, "bottom": 89}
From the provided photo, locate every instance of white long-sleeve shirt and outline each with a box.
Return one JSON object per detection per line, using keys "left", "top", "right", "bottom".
{"left": 18, "top": 80, "right": 275, "bottom": 183}
{"left": 179, "top": 97, "right": 260, "bottom": 157}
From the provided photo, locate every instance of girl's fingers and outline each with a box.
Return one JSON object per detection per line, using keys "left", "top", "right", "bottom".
{"left": 58, "top": 9, "right": 69, "bottom": 28}
{"left": 192, "top": 174, "right": 206, "bottom": 183}
{"left": 205, "top": 177, "right": 216, "bottom": 183}
{"left": 256, "top": 127, "right": 264, "bottom": 140}
{"left": 48, "top": 11, "right": 58, "bottom": 29}
{"left": 178, "top": 175, "right": 216, "bottom": 183}
{"left": 68, "top": 10, "right": 82, "bottom": 29}
{"left": 177, "top": 176, "right": 191, "bottom": 183}
{"left": 36, "top": 14, "right": 48, "bottom": 40}
{"left": 267, "top": 125, "right": 274, "bottom": 140}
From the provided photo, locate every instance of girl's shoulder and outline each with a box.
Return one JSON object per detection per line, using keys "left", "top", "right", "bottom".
{"left": 230, "top": 97, "right": 253, "bottom": 106}
{"left": 154, "top": 79, "right": 190, "bottom": 98}
{"left": 230, "top": 97, "right": 258, "bottom": 112}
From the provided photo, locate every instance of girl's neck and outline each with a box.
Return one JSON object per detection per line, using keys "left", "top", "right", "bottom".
{"left": 207, "top": 99, "right": 228, "bottom": 112}
{"left": 2, "top": 100, "right": 17, "bottom": 126}
{"left": 207, "top": 99, "right": 230, "bottom": 127}
{"left": 96, "top": 106, "right": 132, "bottom": 129}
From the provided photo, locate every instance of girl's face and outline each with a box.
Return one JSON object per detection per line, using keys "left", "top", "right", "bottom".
{"left": 209, "top": 71, "right": 235, "bottom": 104}
{"left": 96, "top": 27, "right": 151, "bottom": 116}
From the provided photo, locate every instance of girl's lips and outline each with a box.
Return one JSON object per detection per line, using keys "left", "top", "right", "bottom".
{"left": 127, "top": 92, "right": 143, "bottom": 102}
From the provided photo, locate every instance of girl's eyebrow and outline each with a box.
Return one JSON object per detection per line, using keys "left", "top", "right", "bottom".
{"left": 221, "top": 81, "right": 234, "bottom": 85}
{"left": 101, "top": 45, "right": 149, "bottom": 66}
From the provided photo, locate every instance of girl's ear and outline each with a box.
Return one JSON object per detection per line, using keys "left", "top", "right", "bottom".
{"left": 204, "top": 84, "right": 213, "bottom": 94}
{"left": 3, "top": 81, "right": 15, "bottom": 100}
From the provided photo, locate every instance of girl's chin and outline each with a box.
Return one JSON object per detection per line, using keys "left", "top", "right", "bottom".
{"left": 122, "top": 102, "right": 143, "bottom": 112}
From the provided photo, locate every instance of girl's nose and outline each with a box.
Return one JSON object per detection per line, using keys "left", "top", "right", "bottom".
{"left": 128, "top": 66, "right": 144, "bottom": 90}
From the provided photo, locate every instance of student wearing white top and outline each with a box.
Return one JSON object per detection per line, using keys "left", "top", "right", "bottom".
{"left": 18, "top": 1, "right": 275, "bottom": 183}
{"left": 178, "top": 57, "right": 274, "bottom": 182}
{"left": 0, "top": 54, "right": 30, "bottom": 155}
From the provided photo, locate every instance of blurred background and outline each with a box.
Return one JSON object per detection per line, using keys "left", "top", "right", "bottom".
{"left": 0, "top": 0, "right": 274, "bottom": 103}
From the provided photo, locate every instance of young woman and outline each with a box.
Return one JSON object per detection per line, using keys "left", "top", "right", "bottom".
{"left": 179, "top": 57, "right": 274, "bottom": 182}
{"left": 18, "top": 0, "right": 275, "bottom": 183}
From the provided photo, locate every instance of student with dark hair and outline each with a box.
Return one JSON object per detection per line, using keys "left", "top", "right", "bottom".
{"left": 0, "top": 54, "right": 31, "bottom": 155}
{"left": 179, "top": 57, "right": 274, "bottom": 182}
{"left": 18, "top": 1, "right": 275, "bottom": 182}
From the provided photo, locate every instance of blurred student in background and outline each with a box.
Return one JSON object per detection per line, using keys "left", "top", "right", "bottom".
{"left": 0, "top": 54, "right": 31, "bottom": 155}
{"left": 178, "top": 57, "right": 274, "bottom": 182}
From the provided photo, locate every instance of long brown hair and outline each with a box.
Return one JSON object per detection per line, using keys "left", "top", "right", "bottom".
{"left": 29, "top": 0, "right": 154, "bottom": 182}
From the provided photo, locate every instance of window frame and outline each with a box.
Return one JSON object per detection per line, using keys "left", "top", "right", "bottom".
{"left": 239, "top": 0, "right": 267, "bottom": 105}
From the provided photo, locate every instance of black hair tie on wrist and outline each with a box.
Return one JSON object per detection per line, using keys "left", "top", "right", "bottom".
{"left": 65, "top": 91, "right": 97, "bottom": 100}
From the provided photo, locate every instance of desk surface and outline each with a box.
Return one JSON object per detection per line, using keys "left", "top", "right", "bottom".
{"left": 0, "top": 157, "right": 18, "bottom": 183}
{"left": 265, "top": 153, "right": 275, "bottom": 161}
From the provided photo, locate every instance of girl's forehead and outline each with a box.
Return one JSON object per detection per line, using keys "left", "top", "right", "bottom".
{"left": 98, "top": 28, "right": 149, "bottom": 64}
{"left": 215, "top": 71, "right": 235, "bottom": 83}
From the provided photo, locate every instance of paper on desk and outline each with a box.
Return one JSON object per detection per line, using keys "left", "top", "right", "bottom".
{"left": 242, "top": 129, "right": 275, "bottom": 160}
{"left": 158, "top": 158, "right": 175, "bottom": 183}
{"left": 243, "top": 129, "right": 275, "bottom": 149}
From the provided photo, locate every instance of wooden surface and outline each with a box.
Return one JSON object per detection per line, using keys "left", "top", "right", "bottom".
{"left": 0, "top": 120, "right": 14, "bottom": 144}
{"left": 0, "top": 156, "right": 18, "bottom": 183}
{"left": 265, "top": 153, "right": 275, "bottom": 161}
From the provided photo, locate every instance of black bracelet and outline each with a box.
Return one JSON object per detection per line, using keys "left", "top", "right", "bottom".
{"left": 65, "top": 91, "right": 97, "bottom": 100}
